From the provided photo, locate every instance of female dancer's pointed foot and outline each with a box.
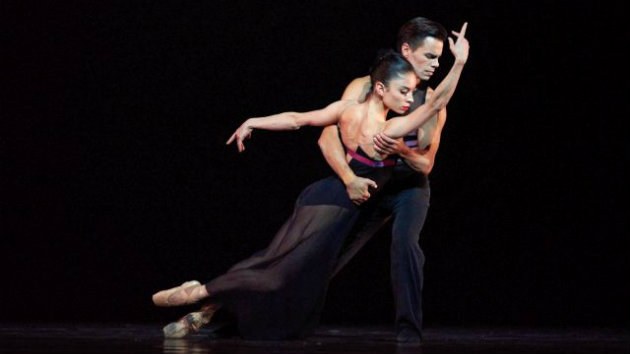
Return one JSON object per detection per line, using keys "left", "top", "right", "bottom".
{"left": 152, "top": 280, "right": 207, "bottom": 307}
{"left": 162, "top": 304, "right": 218, "bottom": 338}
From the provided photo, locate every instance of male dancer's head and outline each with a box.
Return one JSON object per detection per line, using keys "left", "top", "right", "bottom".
{"left": 397, "top": 17, "right": 447, "bottom": 82}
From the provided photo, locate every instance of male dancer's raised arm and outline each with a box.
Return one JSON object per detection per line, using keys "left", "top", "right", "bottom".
{"left": 318, "top": 78, "right": 378, "bottom": 205}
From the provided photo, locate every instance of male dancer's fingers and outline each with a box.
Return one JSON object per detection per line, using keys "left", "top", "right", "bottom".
{"left": 374, "top": 134, "right": 394, "bottom": 148}
{"left": 374, "top": 135, "right": 395, "bottom": 154}
{"left": 374, "top": 146, "right": 386, "bottom": 154}
{"left": 358, "top": 177, "right": 377, "bottom": 191}
{"left": 380, "top": 133, "right": 398, "bottom": 144}
{"left": 374, "top": 133, "right": 391, "bottom": 145}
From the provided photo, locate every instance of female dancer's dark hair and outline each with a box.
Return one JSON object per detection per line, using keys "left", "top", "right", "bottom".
{"left": 369, "top": 50, "right": 415, "bottom": 89}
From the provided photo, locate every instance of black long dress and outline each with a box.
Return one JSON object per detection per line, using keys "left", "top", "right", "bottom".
{"left": 204, "top": 147, "right": 394, "bottom": 340}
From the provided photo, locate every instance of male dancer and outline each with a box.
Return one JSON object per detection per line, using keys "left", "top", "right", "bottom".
{"left": 158, "top": 18, "right": 465, "bottom": 342}
{"left": 319, "top": 17, "right": 451, "bottom": 343}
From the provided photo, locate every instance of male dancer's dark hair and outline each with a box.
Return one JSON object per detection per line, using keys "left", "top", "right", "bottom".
{"left": 396, "top": 17, "right": 447, "bottom": 51}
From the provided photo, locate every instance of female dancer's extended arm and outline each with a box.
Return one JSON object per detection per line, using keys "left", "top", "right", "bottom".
{"left": 226, "top": 100, "right": 353, "bottom": 152}
{"left": 383, "top": 22, "right": 470, "bottom": 139}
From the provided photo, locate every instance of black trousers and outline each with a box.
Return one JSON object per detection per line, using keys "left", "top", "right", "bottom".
{"left": 334, "top": 181, "right": 430, "bottom": 336}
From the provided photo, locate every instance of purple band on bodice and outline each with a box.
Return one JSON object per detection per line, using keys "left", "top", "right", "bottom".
{"left": 347, "top": 149, "right": 396, "bottom": 168}
{"left": 404, "top": 139, "right": 419, "bottom": 147}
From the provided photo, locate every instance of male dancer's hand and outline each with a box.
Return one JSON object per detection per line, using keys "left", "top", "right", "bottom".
{"left": 346, "top": 176, "right": 377, "bottom": 205}
{"left": 373, "top": 133, "right": 406, "bottom": 155}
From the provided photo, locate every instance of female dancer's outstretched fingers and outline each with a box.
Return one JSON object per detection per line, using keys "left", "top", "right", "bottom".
{"left": 451, "top": 22, "right": 468, "bottom": 38}
{"left": 226, "top": 132, "right": 236, "bottom": 145}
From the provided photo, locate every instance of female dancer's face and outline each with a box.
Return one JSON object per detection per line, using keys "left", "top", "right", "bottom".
{"left": 382, "top": 72, "right": 418, "bottom": 115}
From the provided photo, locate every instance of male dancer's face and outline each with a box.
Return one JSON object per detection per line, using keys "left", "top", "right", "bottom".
{"left": 402, "top": 36, "right": 444, "bottom": 81}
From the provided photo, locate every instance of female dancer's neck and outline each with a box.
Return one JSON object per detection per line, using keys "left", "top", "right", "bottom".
{"left": 365, "top": 94, "right": 388, "bottom": 122}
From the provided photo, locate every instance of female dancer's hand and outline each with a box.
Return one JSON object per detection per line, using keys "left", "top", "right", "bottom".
{"left": 226, "top": 121, "right": 253, "bottom": 152}
{"left": 449, "top": 22, "right": 469, "bottom": 64}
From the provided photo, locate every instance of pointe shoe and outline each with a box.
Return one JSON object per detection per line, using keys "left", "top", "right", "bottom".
{"left": 152, "top": 280, "right": 202, "bottom": 307}
{"left": 162, "top": 306, "right": 217, "bottom": 338}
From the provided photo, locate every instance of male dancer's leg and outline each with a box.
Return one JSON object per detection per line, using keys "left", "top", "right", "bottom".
{"left": 389, "top": 185, "right": 430, "bottom": 342}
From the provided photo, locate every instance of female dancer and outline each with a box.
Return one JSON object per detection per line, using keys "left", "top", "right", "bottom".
{"left": 152, "top": 23, "right": 468, "bottom": 340}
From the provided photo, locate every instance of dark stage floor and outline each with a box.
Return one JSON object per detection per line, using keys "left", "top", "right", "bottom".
{"left": 1, "top": 323, "right": 627, "bottom": 354}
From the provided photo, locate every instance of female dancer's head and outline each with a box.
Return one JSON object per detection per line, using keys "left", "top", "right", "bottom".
{"left": 369, "top": 50, "right": 418, "bottom": 114}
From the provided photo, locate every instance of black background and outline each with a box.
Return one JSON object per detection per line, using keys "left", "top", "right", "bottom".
{"left": 2, "top": 0, "right": 627, "bottom": 327}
